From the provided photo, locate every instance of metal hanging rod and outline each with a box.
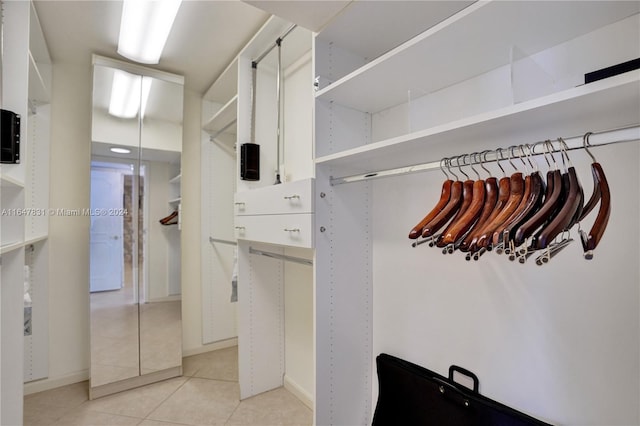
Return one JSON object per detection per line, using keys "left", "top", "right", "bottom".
{"left": 330, "top": 124, "right": 640, "bottom": 186}
{"left": 209, "top": 237, "right": 237, "bottom": 246}
{"left": 249, "top": 247, "right": 313, "bottom": 266}
{"left": 252, "top": 24, "right": 297, "bottom": 66}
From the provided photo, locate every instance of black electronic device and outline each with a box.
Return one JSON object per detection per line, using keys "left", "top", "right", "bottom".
{"left": 585, "top": 58, "right": 640, "bottom": 84}
{"left": 1, "top": 109, "right": 21, "bottom": 164}
{"left": 240, "top": 143, "right": 260, "bottom": 181}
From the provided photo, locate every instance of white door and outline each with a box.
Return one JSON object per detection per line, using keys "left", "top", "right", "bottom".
{"left": 90, "top": 169, "right": 125, "bottom": 292}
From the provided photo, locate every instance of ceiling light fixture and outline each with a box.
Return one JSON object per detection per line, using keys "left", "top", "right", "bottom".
{"left": 108, "top": 70, "right": 153, "bottom": 119}
{"left": 117, "top": 0, "right": 182, "bottom": 64}
{"left": 110, "top": 147, "right": 132, "bottom": 154}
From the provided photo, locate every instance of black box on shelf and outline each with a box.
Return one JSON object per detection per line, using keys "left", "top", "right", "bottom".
{"left": 1, "top": 109, "right": 21, "bottom": 164}
{"left": 240, "top": 143, "right": 260, "bottom": 181}
{"left": 585, "top": 58, "right": 640, "bottom": 84}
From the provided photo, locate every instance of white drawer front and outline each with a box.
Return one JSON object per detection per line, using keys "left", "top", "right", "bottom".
{"left": 235, "top": 214, "right": 314, "bottom": 248}
{"left": 235, "top": 178, "right": 314, "bottom": 216}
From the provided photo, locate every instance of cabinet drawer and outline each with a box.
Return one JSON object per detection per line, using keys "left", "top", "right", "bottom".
{"left": 235, "top": 214, "right": 314, "bottom": 248}
{"left": 235, "top": 178, "right": 314, "bottom": 216}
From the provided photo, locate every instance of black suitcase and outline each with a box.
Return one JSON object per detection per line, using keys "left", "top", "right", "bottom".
{"left": 372, "top": 353, "right": 552, "bottom": 425}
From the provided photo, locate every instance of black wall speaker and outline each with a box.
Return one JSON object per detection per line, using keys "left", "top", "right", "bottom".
{"left": 1, "top": 109, "right": 21, "bottom": 164}
{"left": 240, "top": 143, "right": 260, "bottom": 181}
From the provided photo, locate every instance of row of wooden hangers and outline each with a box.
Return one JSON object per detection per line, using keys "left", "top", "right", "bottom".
{"left": 409, "top": 132, "right": 611, "bottom": 264}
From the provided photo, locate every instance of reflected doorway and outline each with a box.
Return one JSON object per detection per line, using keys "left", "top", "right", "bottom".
{"left": 89, "top": 160, "right": 145, "bottom": 387}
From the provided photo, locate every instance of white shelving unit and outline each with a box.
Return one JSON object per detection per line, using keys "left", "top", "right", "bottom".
{"left": 1, "top": 1, "right": 52, "bottom": 423}
{"left": 313, "top": 1, "right": 640, "bottom": 425}
{"left": 232, "top": 17, "right": 315, "bottom": 407}
{"left": 201, "top": 56, "right": 239, "bottom": 346}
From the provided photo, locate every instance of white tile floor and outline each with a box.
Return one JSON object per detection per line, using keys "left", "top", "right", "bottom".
{"left": 24, "top": 346, "right": 313, "bottom": 426}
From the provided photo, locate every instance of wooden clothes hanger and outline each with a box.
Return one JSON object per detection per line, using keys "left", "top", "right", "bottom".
{"left": 408, "top": 159, "right": 454, "bottom": 239}
{"left": 578, "top": 132, "right": 611, "bottom": 259}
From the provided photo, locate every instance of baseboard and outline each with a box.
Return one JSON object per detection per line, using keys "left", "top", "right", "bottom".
{"left": 89, "top": 366, "right": 182, "bottom": 400}
{"left": 284, "top": 374, "right": 313, "bottom": 410}
{"left": 24, "top": 369, "right": 89, "bottom": 395}
{"left": 182, "top": 337, "right": 238, "bottom": 357}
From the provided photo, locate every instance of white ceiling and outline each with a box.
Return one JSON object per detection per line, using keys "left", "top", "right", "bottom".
{"left": 33, "top": 0, "right": 271, "bottom": 94}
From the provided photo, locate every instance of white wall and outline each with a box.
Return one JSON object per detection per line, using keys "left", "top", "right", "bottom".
{"left": 180, "top": 87, "right": 206, "bottom": 354}
{"left": 371, "top": 142, "right": 640, "bottom": 424}
{"left": 42, "top": 62, "right": 92, "bottom": 390}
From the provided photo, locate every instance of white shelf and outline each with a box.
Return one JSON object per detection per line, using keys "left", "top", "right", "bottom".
{"left": 316, "top": 71, "right": 640, "bottom": 177}
{"left": 1, "top": 174, "right": 25, "bottom": 188}
{"left": 317, "top": 1, "right": 473, "bottom": 65}
{"left": 1, "top": 235, "right": 48, "bottom": 255}
{"left": 1, "top": 241, "right": 24, "bottom": 255}
{"left": 169, "top": 174, "right": 181, "bottom": 184}
{"left": 315, "top": 1, "right": 640, "bottom": 114}
{"left": 169, "top": 197, "right": 182, "bottom": 204}
{"left": 203, "top": 58, "right": 238, "bottom": 104}
{"left": 28, "top": 51, "right": 50, "bottom": 104}
{"left": 203, "top": 95, "right": 238, "bottom": 136}
{"left": 24, "top": 235, "right": 48, "bottom": 246}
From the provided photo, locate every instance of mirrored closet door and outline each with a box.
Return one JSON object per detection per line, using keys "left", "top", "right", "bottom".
{"left": 89, "top": 55, "right": 184, "bottom": 399}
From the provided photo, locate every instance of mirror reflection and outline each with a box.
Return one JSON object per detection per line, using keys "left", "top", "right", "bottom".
{"left": 89, "top": 58, "right": 183, "bottom": 394}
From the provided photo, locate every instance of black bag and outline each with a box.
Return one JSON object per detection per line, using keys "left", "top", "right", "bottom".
{"left": 372, "top": 353, "right": 552, "bottom": 426}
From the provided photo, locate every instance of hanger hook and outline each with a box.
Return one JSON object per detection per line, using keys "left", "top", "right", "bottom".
{"left": 495, "top": 148, "right": 507, "bottom": 177}
{"left": 456, "top": 155, "right": 469, "bottom": 180}
{"left": 480, "top": 150, "right": 492, "bottom": 176}
{"left": 445, "top": 158, "right": 458, "bottom": 180}
{"left": 507, "top": 146, "right": 519, "bottom": 172}
{"left": 517, "top": 145, "right": 529, "bottom": 173}
{"left": 524, "top": 144, "right": 538, "bottom": 172}
{"left": 439, "top": 158, "right": 450, "bottom": 179}
{"left": 583, "top": 131, "right": 597, "bottom": 163}
{"left": 558, "top": 137, "right": 573, "bottom": 167}
{"left": 535, "top": 140, "right": 551, "bottom": 169}
{"left": 468, "top": 153, "right": 481, "bottom": 179}
{"left": 545, "top": 140, "right": 558, "bottom": 170}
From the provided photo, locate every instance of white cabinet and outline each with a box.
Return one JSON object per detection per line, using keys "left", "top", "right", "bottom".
{"left": 229, "top": 16, "right": 315, "bottom": 405}
{"left": 313, "top": 1, "right": 640, "bottom": 425}
{"left": 1, "top": 1, "right": 51, "bottom": 423}
{"left": 234, "top": 178, "right": 314, "bottom": 248}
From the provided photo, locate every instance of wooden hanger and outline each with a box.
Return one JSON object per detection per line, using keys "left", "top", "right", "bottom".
{"left": 421, "top": 157, "right": 465, "bottom": 238}
{"left": 438, "top": 154, "right": 487, "bottom": 250}
{"left": 534, "top": 138, "right": 583, "bottom": 250}
{"left": 465, "top": 149, "right": 511, "bottom": 254}
{"left": 514, "top": 141, "right": 563, "bottom": 246}
{"left": 578, "top": 132, "right": 611, "bottom": 259}
{"left": 475, "top": 146, "right": 525, "bottom": 249}
{"left": 459, "top": 151, "right": 498, "bottom": 254}
{"left": 408, "top": 159, "right": 453, "bottom": 239}
{"left": 497, "top": 145, "right": 545, "bottom": 249}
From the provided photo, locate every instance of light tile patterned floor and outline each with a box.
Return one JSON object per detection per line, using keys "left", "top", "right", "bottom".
{"left": 24, "top": 346, "right": 313, "bottom": 426}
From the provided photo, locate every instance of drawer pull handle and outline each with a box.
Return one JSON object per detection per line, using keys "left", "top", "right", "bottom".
{"left": 284, "top": 195, "right": 300, "bottom": 200}
{"left": 234, "top": 202, "right": 245, "bottom": 206}
{"left": 235, "top": 226, "right": 245, "bottom": 230}
{"left": 284, "top": 228, "right": 300, "bottom": 232}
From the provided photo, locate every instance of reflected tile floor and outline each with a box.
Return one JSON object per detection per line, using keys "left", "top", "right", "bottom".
{"left": 24, "top": 346, "right": 312, "bottom": 426}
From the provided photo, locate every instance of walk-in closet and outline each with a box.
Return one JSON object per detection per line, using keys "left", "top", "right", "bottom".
{"left": 1, "top": 1, "right": 639, "bottom": 425}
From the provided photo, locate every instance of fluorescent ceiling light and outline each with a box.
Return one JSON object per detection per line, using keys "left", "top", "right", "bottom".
{"left": 109, "top": 70, "right": 153, "bottom": 119}
{"left": 117, "top": 0, "right": 182, "bottom": 64}
{"left": 110, "top": 147, "right": 132, "bottom": 154}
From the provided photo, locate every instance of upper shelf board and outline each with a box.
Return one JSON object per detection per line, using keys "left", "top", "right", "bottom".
{"left": 316, "top": 71, "right": 640, "bottom": 178}
{"left": 315, "top": 0, "right": 640, "bottom": 114}
{"left": 317, "top": 0, "right": 474, "bottom": 63}
{"left": 203, "top": 95, "right": 238, "bottom": 135}
{"left": 203, "top": 58, "right": 238, "bottom": 104}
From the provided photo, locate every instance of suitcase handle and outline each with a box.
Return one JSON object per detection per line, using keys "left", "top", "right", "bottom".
{"left": 449, "top": 365, "right": 479, "bottom": 393}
